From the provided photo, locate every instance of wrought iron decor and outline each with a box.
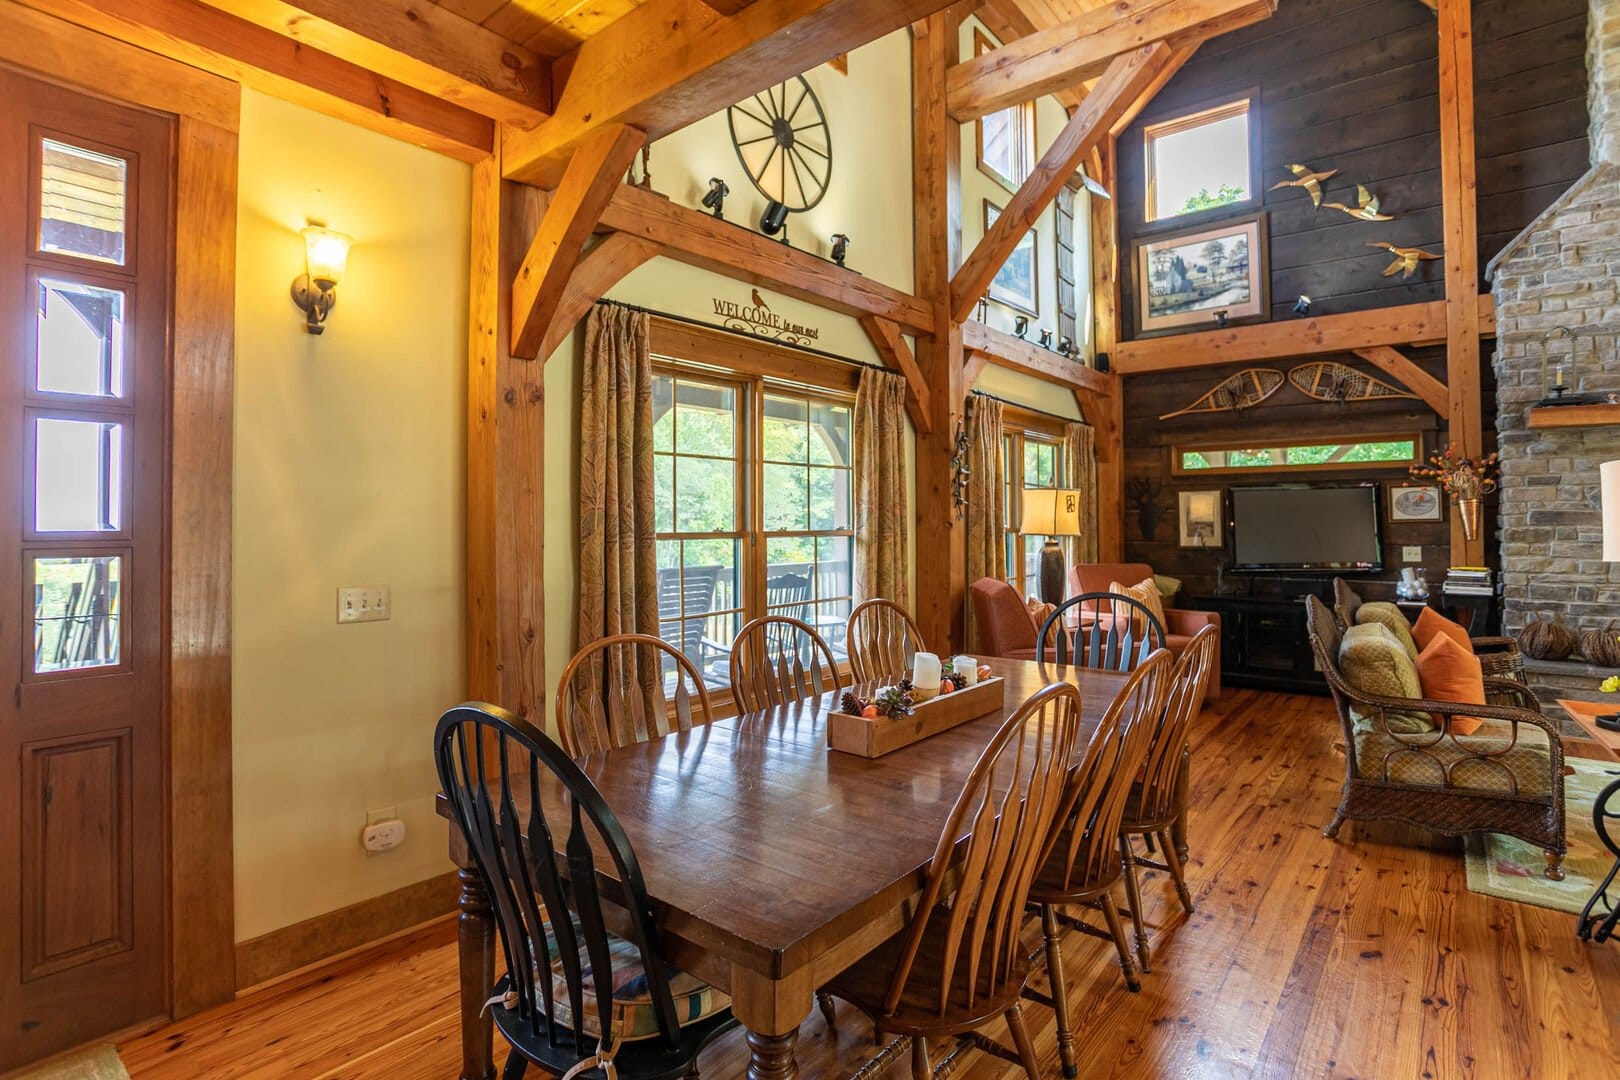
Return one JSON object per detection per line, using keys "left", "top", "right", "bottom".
{"left": 727, "top": 75, "right": 832, "bottom": 214}
{"left": 1579, "top": 771, "right": 1620, "bottom": 944}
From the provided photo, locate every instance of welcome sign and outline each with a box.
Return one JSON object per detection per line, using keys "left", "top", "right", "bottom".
{"left": 712, "top": 291, "right": 821, "bottom": 345}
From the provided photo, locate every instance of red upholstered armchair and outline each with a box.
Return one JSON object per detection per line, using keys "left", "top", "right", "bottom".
{"left": 1069, "top": 562, "right": 1222, "bottom": 700}
{"left": 969, "top": 578, "right": 1040, "bottom": 661}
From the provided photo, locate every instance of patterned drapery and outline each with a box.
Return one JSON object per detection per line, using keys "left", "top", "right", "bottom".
{"left": 1063, "top": 420, "right": 1100, "bottom": 566}
{"left": 853, "top": 367, "right": 911, "bottom": 607}
{"left": 964, "top": 395, "right": 1007, "bottom": 649}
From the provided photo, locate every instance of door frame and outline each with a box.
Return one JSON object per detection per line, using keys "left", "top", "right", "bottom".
{"left": 0, "top": 5, "right": 240, "bottom": 1017}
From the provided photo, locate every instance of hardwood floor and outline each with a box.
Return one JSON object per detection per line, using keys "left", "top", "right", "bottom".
{"left": 120, "top": 689, "right": 1620, "bottom": 1078}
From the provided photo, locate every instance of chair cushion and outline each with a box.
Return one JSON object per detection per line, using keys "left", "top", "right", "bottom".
{"left": 535, "top": 916, "right": 729, "bottom": 1042}
{"left": 1350, "top": 716, "right": 1552, "bottom": 797}
{"left": 1339, "top": 623, "right": 1433, "bottom": 734}
{"left": 1355, "top": 602, "right": 1419, "bottom": 658}
{"left": 1107, "top": 577, "right": 1165, "bottom": 636}
{"left": 1414, "top": 606, "right": 1473, "bottom": 654}
{"left": 1414, "top": 632, "right": 1486, "bottom": 736}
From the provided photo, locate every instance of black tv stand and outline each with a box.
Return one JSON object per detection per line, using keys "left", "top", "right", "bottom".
{"left": 1192, "top": 595, "right": 1326, "bottom": 694}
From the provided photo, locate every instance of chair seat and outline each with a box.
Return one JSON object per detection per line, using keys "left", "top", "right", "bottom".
{"left": 825, "top": 906, "right": 1032, "bottom": 1037}
{"left": 530, "top": 915, "right": 730, "bottom": 1043}
{"left": 1027, "top": 824, "right": 1120, "bottom": 903}
{"left": 1351, "top": 716, "right": 1553, "bottom": 798}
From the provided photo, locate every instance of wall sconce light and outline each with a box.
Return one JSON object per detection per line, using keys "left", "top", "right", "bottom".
{"left": 1013, "top": 315, "right": 1030, "bottom": 338}
{"left": 1293, "top": 294, "right": 1312, "bottom": 317}
{"left": 702, "top": 178, "right": 729, "bottom": 219}
{"left": 291, "top": 225, "right": 351, "bottom": 335}
{"left": 830, "top": 233, "right": 850, "bottom": 267}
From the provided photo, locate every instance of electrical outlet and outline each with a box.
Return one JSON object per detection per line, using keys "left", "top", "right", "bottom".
{"left": 361, "top": 818, "right": 406, "bottom": 854}
{"left": 338, "top": 585, "right": 390, "bottom": 624}
{"left": 1402, "top": 546, "right": 1422, "bottom": 563}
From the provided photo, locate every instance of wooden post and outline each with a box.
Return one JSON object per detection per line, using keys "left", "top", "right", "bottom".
{"left": 1089, "top": 141, "right": 1125, "bottom": 561}
{"left": 1437, "top": 0, "right": 1483, "bottom": 565}
{"left": 912, "top": 8, "right": 967, "bottom": 652}
{"left": 467, "top": 147, "right": 547, "bottom": 723}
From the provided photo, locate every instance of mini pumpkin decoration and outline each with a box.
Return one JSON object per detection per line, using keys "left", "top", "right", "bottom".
{"left": 1518, "top": 615, "right": 1578, "bottom": 661}
{"left": 1579, "top": 622, "right": 1620, "bottom": 668}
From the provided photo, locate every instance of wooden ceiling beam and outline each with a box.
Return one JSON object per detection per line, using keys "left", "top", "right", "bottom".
{"left": 597, "top": 182, "right": 937, "bottom": 333}
{"left": 946, "top": 0, "right": 1274, "bottom": 122}
{"left": 973, "top": 0, "right": 1085, "bottom": 112}
{"left": 511, "top": 124, "right": 645, "bottom": 358}
{"left": 859, "top": 316, "right": 933, "bottom": 433}
{"left": 502, "top": 0, "right": 962, "bottom": 187}
{"left": 194, "top": 0, "right": 551, "bottom": 126}
{"left": 962, "top": 318, "right": 1114, "bottom": 395}
{"left": 949, "top": 43, "right": 1171, "bottom": 324}
{"left": 22, "top": 0, "right": 493, "bottom": 160}
{"left": 537, "top": 233, "right": 664, "bottom": 361}
{"left": 1353, "top": 346, "right": 1449, "bottom": 418}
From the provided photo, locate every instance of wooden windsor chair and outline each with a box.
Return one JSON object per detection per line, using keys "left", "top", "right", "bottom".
{"left": 727, "top": 614, "right": 844, "bottom": 713}
{"left": 845, "top": 598, "right": 925, "bottom": 683}
{"left": 1036, "top": 591, "right": 1168, "bottom": 673}
{"left": 555, "top": 633, "right": 716, "bottom": 758}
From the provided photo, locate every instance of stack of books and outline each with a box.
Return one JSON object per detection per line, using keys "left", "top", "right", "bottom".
{"left": 1443, "top": 567, "right": 1494, "bottom": 597}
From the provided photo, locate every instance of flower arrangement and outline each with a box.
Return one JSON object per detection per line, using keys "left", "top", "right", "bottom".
{"left": 840, "top": 682, "right": 916, "bottom": 720}
{"left": 1408, "top": 443, "right": 1499, "bottom": 500}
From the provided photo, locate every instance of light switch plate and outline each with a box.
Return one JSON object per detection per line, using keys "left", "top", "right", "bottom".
{"left": 1402, "top": 546, "right": 1422, "bottom": 563}
{"left": 338, "top": 585, "right": 390, "bottom": 623}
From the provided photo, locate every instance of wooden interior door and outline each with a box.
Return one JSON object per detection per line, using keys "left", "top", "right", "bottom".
{"left": 0, "top": 69, "right": 172, "bottom": 1069}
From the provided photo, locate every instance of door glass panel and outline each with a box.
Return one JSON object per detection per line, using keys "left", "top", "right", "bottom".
{"left": 34, "top": 416, "right": 124, "bottom": 532}
{"left": 32, "top": 555, "right": 122, "bottom": 674}
{"left": 36, "top": 278, "right": 125, "bottom": 397}
{"left": 40, "top": 139, "right": 128, "bottom": 265}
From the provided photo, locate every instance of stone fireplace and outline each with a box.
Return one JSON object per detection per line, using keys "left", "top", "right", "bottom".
{"left": 1488, "top": 0, "right": 1620, "bottom": 715}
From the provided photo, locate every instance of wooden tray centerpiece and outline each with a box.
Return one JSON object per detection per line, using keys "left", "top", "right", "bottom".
{"left": 827, "top": 652, "right": 1005, "bottom": 758}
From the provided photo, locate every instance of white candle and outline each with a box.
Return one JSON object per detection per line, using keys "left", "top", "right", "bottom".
{"left": 911, "top": 651, "right": 942, "bottom": 690}
{"left": 952, "top": 656, "right": 978, "bottom": 686}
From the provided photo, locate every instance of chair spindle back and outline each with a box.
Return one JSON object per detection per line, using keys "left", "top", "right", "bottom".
{"left": 845, "top": 599, "right": 925, "bottom": 683}
{"left": 555, "top": 633, "right": 715, "bottom": 757}
{"left": 1037, "top": 592, "right": 1168, "bottom": 672}
{"left": 728, "top": 615, "right": 843, "bottom": 712}
{"left": 1135, "top": 625, "right": 1218, "bottom": 825}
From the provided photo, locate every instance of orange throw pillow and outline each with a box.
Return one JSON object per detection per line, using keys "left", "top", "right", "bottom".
{"left": 1414, "top": 632, "right": 1485, "bottom": 736}
{"left": 1414, "top": 606, "right": 1473, "bottom": 655}
{"left": 1106, "top": 577, "right": 1166, "bottom": 637}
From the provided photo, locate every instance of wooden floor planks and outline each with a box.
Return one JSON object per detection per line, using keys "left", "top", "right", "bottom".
{"left": 119, "top": 688, "right": 1620, "bottom": 1079}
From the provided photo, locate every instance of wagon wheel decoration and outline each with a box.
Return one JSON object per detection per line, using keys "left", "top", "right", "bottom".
{"left": 727, "top": 75, "right": 833, "bottom": 212}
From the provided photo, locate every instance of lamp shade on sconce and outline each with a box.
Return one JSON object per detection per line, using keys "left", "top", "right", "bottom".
{"left": 1603, "top": 460, "right": 1620, "bottom": 561}
{"left": 1020, "top": 488, "right": 1082, "bottom": 537}
{"left": 301, "top": 226, "right": 351, "bottom": 288}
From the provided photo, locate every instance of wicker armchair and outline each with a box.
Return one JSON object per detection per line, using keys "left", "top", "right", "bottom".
{"left": 1332, "top": 577, "right": 1525, "bottom": 686}
{"left": 1305, "top": 596, "right": 1567, "bottom": 880}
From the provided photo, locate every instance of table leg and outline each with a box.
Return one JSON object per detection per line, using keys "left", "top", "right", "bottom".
{"left": 731, "top": 964, "right": 811, "bottom": 1080}
{"left": 1172, "top": 747, "right": 1190, "bottom": 862}
{"left": 454, "top": 850, "right": 496, "bottom": 1080}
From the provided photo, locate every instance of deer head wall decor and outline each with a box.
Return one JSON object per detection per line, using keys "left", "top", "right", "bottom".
{"left": 1126, "top": 475, "right": 1166, "bottom": 541}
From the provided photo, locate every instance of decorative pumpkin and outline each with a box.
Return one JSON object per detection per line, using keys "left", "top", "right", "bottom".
{"left": 1517, "top": 615, "right": 1578, "bottom": 661}
{"left": 1579, "top": 623, "right": 1620, "bottom": 668}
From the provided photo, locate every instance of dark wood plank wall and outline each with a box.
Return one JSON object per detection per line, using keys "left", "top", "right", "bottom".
{"left": 1120, "top": 345, "right": 1500, "bottom": 602}
{"left": 1112, "top": 0, "right": 1589, "bottom": 335}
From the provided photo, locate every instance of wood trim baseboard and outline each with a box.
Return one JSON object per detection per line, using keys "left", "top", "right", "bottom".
{"left": 233, "top": 871, "right": 461, "bottom": 992}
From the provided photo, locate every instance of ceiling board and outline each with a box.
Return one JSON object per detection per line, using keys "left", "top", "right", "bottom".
{"left": 431, "top": 0, "right": 655, "bottom": 60}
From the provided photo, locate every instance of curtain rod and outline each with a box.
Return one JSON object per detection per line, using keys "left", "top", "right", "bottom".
{"left": 970, "top": 388, "right": 1087, "bottom": 427}
{"left": 594, "top": 298, "right": 885, "bottom": 372}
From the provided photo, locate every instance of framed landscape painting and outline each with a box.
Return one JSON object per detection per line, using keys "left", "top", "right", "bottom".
{"left": 1133, "top": 211, "right": 1268, "bottom": 335}
{"left": 1388, "top": 484, "right": 1443, "bottom": 522}
{"left": 984, "top": 200, "right": 1038, "bottom": 315}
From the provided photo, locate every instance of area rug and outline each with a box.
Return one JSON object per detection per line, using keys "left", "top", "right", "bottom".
{"left": 1465, "top": 755, "right": 1620, "bottom": 914}
{"left": 10, "top": 1045, "right": 130, "bottom": 1080}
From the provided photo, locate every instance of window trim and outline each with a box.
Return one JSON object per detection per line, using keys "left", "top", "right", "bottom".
{"left": 972, "top": 28, "right": 1036, "bottom": 193}
{"left": 1141, "top": 90, "right": 1262, "bottom": 228}
{"left": 1171, "top": 433, "right": 1423, "bottom": 477}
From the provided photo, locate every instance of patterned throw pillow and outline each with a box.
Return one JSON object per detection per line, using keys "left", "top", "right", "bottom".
{"left": 1338, "top": 622, "right": 1434, "bottom": 734}
{"left": 1355, "top": 601, "right": 1419, "bottom": 659}
{"left": 1107, "top": 577, "right": 1166, "bottom": 636}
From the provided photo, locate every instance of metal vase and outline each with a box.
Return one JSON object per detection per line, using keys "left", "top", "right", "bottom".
{"left": 1457, "top": 497, "right": 1482, "bottom": 541}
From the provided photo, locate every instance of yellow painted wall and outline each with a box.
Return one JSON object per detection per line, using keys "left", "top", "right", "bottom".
{"left": 232, "top": 89, "right": 470, "bottom": 941}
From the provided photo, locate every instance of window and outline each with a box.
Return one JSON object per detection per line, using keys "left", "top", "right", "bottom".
{"left": 1002, "top": 425, "right": 1063, "bottom": 596}
{"left": 652, "top": 356, "right": 855, "bottom": 692}
{"left": 974, "top": 29, "right": 1035, "bottom": 191}
{"left": 1175, "top": 436, "right": 1420, "bottom": 475}
{"left": 1144, "top": 97, "right": 1255, "bottom": 222}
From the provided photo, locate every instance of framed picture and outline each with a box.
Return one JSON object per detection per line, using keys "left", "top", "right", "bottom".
{"left": 1132, "top": 211, "right": 1269, "bottom": 336}
{"left": 984, "top": 200, "right": 1038, "bottom": 315}
{"left": 1178, "top": 489, "right": 1223, "bottom": 548}
{"left": 1388, "top": 484, "right": 1443, "bottom": 522}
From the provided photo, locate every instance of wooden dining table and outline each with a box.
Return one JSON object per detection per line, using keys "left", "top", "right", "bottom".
{"left": 437, "top": 657, "right": 1133, "bottom": 1080}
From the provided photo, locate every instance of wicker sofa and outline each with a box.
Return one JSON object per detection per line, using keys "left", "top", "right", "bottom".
{"left": 1332, "top": 577, "right": 1525, "bottom": 686}
{"left": 1304, "top": 595, "right": 1567, "bottom": 879}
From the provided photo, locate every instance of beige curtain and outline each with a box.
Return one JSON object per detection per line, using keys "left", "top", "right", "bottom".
{"left": 577, "top": 303, "right": 659, "bottom": 653}
{"left": 1063, "top": 420, "right": 1100, "bottom": 566}
{"left": 853, "top": 368, "right": 910, "bottom": 607}
{"left": 964, "top": 395, "right": 1006, "bottom": 649}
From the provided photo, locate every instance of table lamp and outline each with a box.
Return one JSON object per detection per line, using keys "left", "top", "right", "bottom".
{"left": 1020, "top": 488, "right": 1082, "bottom": 605}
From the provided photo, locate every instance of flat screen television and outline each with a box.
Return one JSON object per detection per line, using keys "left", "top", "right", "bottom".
{"left": 1229, "top": 483, "right": 1382, "bottom": 572}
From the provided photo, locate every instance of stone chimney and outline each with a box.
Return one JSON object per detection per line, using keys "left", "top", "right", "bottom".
{"left": 1487, "top": 0, "right": 1620, "bottom": 711}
